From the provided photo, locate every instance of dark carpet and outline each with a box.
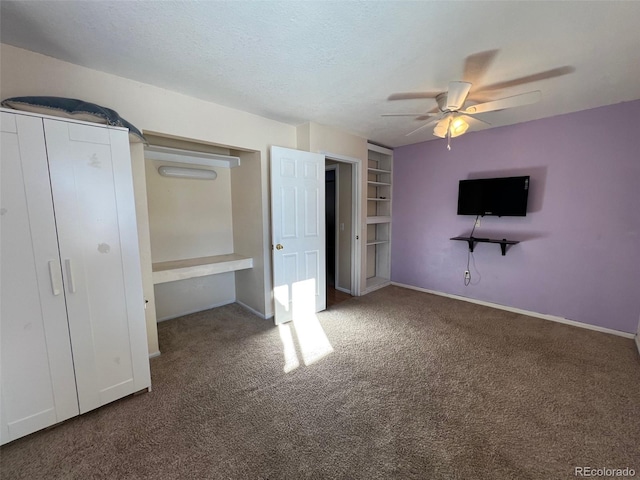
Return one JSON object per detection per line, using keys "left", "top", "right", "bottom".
{"left": 1, "top": 286, "right": 639, "bottom": 479}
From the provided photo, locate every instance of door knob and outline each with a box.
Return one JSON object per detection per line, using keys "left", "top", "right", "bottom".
{"left": 276, "top": 244, "right": 284, "bottom": 250}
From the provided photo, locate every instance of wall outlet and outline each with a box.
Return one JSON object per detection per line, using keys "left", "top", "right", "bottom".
{"left": 464, "top": 270, "right": 470, "bottom": 279}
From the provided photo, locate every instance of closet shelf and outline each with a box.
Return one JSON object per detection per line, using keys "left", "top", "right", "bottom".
{"left": 367, "top": 197, "right": 390, "bottom": 202}
{"left": 152, "top": 254, "right": 253, "bottom": 284}
{"left": 367, "top": 216, "right": 391, "bottom": 224}
{"left": 367, "top": 181, "right": 391, "bottom": 186}
{"left": 145, "top": 145, "right": 240, "bottom": 168}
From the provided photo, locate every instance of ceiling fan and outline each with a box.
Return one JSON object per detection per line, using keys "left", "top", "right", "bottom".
{"left": 382, "top": 50, "right": 574, "bottom": 149}
{"left": 383, "top": 82, "right": 541, "bottom": 147}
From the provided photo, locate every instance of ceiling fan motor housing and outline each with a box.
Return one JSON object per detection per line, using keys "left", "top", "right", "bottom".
{"left": 436, "top": 92, "right": 449, "bottom": 112}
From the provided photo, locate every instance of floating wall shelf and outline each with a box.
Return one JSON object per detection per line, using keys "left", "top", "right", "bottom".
{"left": 450, "top": 236, "right": 520, "bottom": 256}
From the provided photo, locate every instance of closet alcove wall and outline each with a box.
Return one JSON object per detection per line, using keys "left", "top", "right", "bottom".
{"left": 144, "top": 134, "right": 264, "bottom": 324}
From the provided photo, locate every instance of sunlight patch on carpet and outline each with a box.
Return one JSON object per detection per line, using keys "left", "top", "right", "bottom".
{"left": 277, "top": 278, "right": 334, "bottom": 371}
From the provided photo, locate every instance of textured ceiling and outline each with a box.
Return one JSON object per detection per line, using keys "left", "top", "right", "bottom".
{"left": 1, "top": 1, "right": 640, "bottom": 147}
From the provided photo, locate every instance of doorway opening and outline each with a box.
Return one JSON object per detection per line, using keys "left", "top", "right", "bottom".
{"left": 325, "top": 160, "right": 355, "bottom": 308}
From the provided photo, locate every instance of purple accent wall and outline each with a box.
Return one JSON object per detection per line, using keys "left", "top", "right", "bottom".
{"left": 391, "top": 100, "right": 640, "bottom": 334}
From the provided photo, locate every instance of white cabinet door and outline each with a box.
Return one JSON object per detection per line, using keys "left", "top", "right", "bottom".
{"left": 0, "top": 113, "right": 79, "bottom": 445}
{"left": 270, "top": 146, "right": 326, "bottom": 324}
{"left": 44, "top": 119, "right": 150, "bottom": 413}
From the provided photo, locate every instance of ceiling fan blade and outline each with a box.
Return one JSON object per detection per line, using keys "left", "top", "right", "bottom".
{"left": 475, "top": 66, "right": 575, "bottom": 93}
{"left": 387, "top": 91, "right": 441, "bottom": 101}
{"left": 463, "top": 50, "right": 499, "bottom": 86}
{"left": 406, "top": 117, "right": 441, "bottom": 136}
{"left": 380, "top": 113, "right": 435, "bottom": 117}
{"left": 458, "top": 114, "right": 491, "bottom": 128}
{"left": 465, "top": 92, "right": 496, "bottom": 105}
{"left": 446, "top": 81, "right": 472, "bottom": 110}
{"left": 463, "top": 91, "right": 541, "bottom": 115}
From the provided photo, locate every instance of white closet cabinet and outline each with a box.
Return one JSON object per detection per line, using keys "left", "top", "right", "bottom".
{"left": 0, "top": 110, "right": 151, "bottom": 445}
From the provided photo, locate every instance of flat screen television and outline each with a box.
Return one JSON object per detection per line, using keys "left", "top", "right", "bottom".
{"left": 457, "top": 175, "right": 530, "bottom": 216}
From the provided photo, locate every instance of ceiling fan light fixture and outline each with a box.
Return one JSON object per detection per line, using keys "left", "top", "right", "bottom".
{"left": 158, "top": 165, "right": 218, "bottom": 180}
{"left": 434, "top": 122, "right": 448, "bottom": 138}
{"left": 449, "top": 117, "right": 469, "bottom": 138}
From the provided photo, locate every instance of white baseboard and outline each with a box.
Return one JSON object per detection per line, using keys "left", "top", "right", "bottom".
{"left": 363, "top": 281, "right": 391, "bottom": 295}
{"left": 391, "top": 282, "right": 635, "bottom": 339}
{"left": 236, "top": 300, "right": 270, "bottom": 319}
{"left": 334, "top": 286, "right": 352, "bottom": 295}
{"left": 635, "top": 335, "right": 640, "bottom": 356}
{"left": 148, "top": 350, "right": 161, "bottom": 359}
{"left": 156, "top": 299, "right": 236, "bottom": 322}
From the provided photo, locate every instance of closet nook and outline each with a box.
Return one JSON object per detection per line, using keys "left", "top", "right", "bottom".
{"left": 144, "top": 136, "right": 263, "bottom": 322}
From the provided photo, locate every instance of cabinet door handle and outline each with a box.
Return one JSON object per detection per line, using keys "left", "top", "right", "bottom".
{"left": 65, "top": 259, "right": 76, "bottom": 293}
{"left": 48, "top": 260, "right": 62, "bottom": 296}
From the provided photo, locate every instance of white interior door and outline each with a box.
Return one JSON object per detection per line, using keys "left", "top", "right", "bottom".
{"left": 271, "top": 146, "right": 326, "bottom": 324}
{"left": 0, "top": 112, "right": 78, "bottom": 445}
{"left": 44, "top": 119, "right": 150, "bottom": 413}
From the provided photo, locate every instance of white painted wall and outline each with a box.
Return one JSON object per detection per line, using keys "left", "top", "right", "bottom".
{"left": 231, "top": 151, "right": 266, "bottom": 316}
{"left": 146, "top": 159, "right": 233, "bottom": 262}
{"left": 154, "top": 273, "right": 236, "bottom": 321}
{"left": 0, "top": 44, "right": 297, "bottom": 352}
{"left": 296, "top": 123, "right": 311, "bottom": 152}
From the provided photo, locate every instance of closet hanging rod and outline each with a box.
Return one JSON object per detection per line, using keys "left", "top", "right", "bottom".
{"left": 145, "top": 145, "right": 240, "bottom": 168}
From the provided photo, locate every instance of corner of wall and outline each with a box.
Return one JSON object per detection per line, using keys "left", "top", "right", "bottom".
{"left": 296, "top": 123, "right": 311, "bottom": 151}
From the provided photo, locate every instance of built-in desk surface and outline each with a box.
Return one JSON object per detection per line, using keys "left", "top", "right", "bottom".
{"left": 152, "top": 254, "right": 253, "bottom": 284}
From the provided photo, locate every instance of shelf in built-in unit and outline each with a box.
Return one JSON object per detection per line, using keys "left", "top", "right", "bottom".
{"left": 368, "top": 181, "right": 391, "bottom": 186}
{"left": 152, "top": 253, "right": 253, "bottom": 285}
{"left": 368, "top": 167, "right": 391, "bottom": 174}
{"left": 366, "top": 240, "right": 389, "bottom": 246}
{"left": 366, "top": 216, "right": 391, "bottom": 224}
{"left": 367, "top": 197, "right": 390, "bottom": 202}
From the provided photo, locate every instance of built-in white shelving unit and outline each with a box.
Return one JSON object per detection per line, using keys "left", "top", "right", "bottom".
{"left": 365, "top": 143, "right": 393, "bottom": 293}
